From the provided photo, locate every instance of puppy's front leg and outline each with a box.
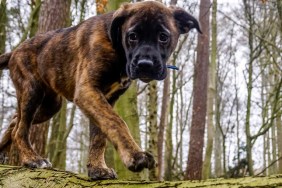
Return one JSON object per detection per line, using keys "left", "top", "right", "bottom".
{"left": 87, "top": 120, "right": 117, "bottom": 180}
{"left": 74, "top": 85, "right": 155, "bottom": 172}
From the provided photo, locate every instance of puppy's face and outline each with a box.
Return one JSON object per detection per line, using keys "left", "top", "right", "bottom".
{"left": 122, "top": 16, "right": 173, "bottom": 83}
{"left": 110, "top": 1, "right": 201, "bottom": 83}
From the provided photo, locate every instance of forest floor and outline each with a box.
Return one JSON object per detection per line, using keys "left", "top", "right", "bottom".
{"left": 1, "top": 165, "right": 282, "bottom": 187}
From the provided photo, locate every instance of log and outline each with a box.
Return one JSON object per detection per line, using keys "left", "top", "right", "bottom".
{"left": 1, "top": 165, "right": 282, "bottom": 187}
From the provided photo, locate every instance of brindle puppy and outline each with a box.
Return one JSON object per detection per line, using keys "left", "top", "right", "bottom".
{"left": 0, "top": 1, "right": 201, "bottom": 180}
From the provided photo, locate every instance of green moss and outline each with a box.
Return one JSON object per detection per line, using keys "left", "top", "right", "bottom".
{"left": 2, "top": 165, "right": 282, "bottom": 187}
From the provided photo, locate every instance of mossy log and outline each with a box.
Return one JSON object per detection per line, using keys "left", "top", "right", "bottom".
{"left": 1, "top": 165, "right": 282, "bottom": 188}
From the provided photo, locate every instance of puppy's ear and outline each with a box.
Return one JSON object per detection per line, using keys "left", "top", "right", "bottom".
{"left": 109, "top": 3, "right": 130, "bottom": 49}
{"left": 171, "top": 7, "right": 202, "bottom": 34}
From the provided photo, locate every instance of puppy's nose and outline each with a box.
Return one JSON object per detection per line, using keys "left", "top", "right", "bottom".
{"left": 137, "top": 59, "right": 154, "bottom": 69}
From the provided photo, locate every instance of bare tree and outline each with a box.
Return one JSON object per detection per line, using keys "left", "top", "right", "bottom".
{"left": 202, "top": 0, "right": 217, "bottom": 179}
{"left": 185, "top": 0, "right": 210, "bottom": 180}
{"left": 29, "top": 0, "right": 71, "bottom": 162}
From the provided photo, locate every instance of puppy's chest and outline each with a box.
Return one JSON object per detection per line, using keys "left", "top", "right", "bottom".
{"left": 104, "top": 76, "right": 131, "bottom": 102}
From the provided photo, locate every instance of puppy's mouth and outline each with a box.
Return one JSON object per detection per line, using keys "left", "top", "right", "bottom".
{"left": 139, "top": 77, "right": 153, "bottom": 83}
{"left": 128, "top": 70, "right": 167, "bottom": 83}
{"left": 127, "top": 63, "right": 166, "bottom": 83}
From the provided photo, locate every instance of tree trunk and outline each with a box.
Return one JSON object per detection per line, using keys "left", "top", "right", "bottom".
{"left": 28, "top": 0, "right": 71, "bottom": 164}
{"left": 202, "top": 0, "right": 217, "bottom": 180}
{"left": 48, "top": 112, "right": 60, "bottom": 164}
{"left": 277, "top": 114, "right": 282, "bottom": 173}
{"left": 260, "top": 56, "right": 267, "bottom": 175}
{"left": 271, "top": 121, "right": 277, "bottom": 174}
{"left": 267, "top": 132, "right": 271, "bottom": 175}
{"left": 263, "top": 134, "right": 267, "bottom": 176}
{"left": 16, "top": 0, "right": 41, "bottom": 46}
{"left": 0, "top": 0, "right": 8, "bottom": 79}
{"left": 164, "top": 59, "right": 176, "bottom": 181}
{"left": 29, "top": 122, "right": 49, "bottom": 157}
{"left": 113, "top": 81, "right": 141, "bottom": 180}
{"left": 277, "top": 0, "right": 282, "bottom": 33}
{"left": 0, "top": 0, "right": 6, "bottom": 54}
{"left": 0, "top": 0, "right": 7, "bottom": 77}
{"left": 37, "top": 0, "right": 71, "bottom": 33}
{"left": 214, "top": 122, "right": 223, "bottom": 177}
{"left": 269, "top": 1, "right": 282, "bottom": 168}
{"left": 49, "top": 100, "right": 67, "bottom": 169}
{"left": 29, "top": 0, "right": 41, "bottom": 38}
{"left": 243, "top": 0, "right": 255, "bottom": 176}
{"left": 158, "top": 72, "right": 170, "bottom": 181}
{"left": 2, "top": 165, "right": 282, "bottom": 187}
{"left": 147, "top": 80, "right": 158, "bottom": 180}
{"left": 185, "top": 0, "right": 210, "bottom": 180}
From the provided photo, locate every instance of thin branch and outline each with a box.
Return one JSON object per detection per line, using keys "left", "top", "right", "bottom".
{"left": 255, "top": 156, "right": 282, "bottom": 176}
{"left": 251, "top": 76, "right": 282, "bottom": 144}
{"left": 217, "top": 9, "right": 282, "bottom": 53}
{"left": 16, "top": 1, "right": 41, "bottom": 47}
{"left": 137, "top": 84, "right": 148, "bottom": 96}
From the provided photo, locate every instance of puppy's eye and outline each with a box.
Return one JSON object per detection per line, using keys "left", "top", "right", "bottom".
{"left": 128, "top": 32, "right": 138, "bottom": 42}
{"left": 159, "top": 33, "right": 169, "bottom": 43}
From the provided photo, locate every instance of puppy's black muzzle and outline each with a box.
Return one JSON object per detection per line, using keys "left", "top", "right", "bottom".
{"left": 128, "top": 46, "right": 166, "bottom": 82}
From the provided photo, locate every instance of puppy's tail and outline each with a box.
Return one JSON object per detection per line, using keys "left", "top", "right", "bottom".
{"left": 0, "top": 52, "right": 12, "bottom": 70}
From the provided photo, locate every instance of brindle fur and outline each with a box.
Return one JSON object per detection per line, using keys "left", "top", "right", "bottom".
{"left": 0, "top": 1, "right": 200, "bottom": 180}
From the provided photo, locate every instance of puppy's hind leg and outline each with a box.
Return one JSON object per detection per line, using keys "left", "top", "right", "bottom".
{"left": 0, "top": 91, "right": 62, "bottom": 166}
{"left": 0, "top": 115, "right": 17, "bottom": 164}
{"left": 12, "top": 80, "right": 51, "bottom": 168}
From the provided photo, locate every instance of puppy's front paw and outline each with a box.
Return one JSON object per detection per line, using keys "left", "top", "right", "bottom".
{"left": 127, "top": 152, "right": 156, "bottom": 172}
{"left": 88, "top": 167, "right": 118, "bottom": 180}
{"left": 23, "top": 158, "right": 52, "bottom": 168}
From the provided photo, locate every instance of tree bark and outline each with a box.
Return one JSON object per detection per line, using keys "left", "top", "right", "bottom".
{"left": 49, "top": 100, "right": 68, "bottom": 169}
{"left": 0, "top": 0, "right": 7, "bottom": 55}
{"left": 202, "top": 0, "right": 217, "bottom": 180}
{"left": 147, "top": 80, "right": 158, "bottom": 180}
{"left": 158, "top": 0, "right": 177, "bottom": 182}
{"left": 158, "top": 72, "right": 170, "bottom": 181}
{"left": 0, "top": 0, "right": 7, "bottom": 78}
{"left": 164, "top": 58, "right": 176, "bottom": 181}
{"left": 277, "top": 0, "right": 282, "bottom": 33}
{"left": 185, "top": 0, "right": 210, "bottom": 180}
{"left": 28, "top": 0, "right": 71, "bottom": 162}
{"left": 271, "top": 120, "right": 277, "bottom": 174}
{"left": 29, "top": 122, "right": 49, "bottom": 157}
{"left": 113, "top": 81, "right": 141, "bottom": 180}
{"left": 2, "top": 165, "right": 282, "bottom": 187}
{"left": 243, "top": 0, "right": 256, "bottom": 176}
{"left": 29, "top": 0, "right": 41, "bottom": 38}
{"left": 37, "top": 0, "right": 71, "bottom": 33}
{"left": 214, "top": 121, "right": 223, "bottom": 177}
{"left": 277, "top": 114, "right": 282, "bottom": 173}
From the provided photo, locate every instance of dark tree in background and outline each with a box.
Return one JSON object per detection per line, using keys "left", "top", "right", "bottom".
{"left": 185, "top": 0, "right": 211, "bottom": 180}
{"left": 29, "top": 0, "right": 71, "bottom": 161}
{"left": 0, "top": 0, "right": 6, "bottom": 56}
